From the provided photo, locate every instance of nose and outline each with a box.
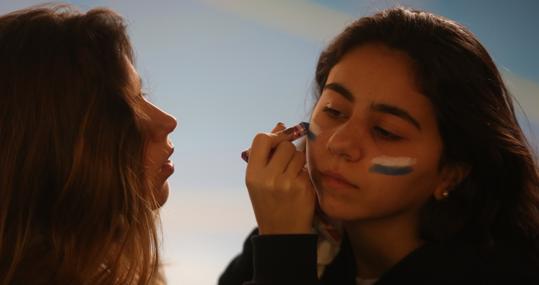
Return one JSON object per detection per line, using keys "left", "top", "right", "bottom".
{"left": 162, "top": 112, "right": 177, "bottom": 134}
{"left": 326, "top": 122, "right": 363, "bottom": 162}
{"left": 151, "top": 105, "right": 177, "bottom": 138}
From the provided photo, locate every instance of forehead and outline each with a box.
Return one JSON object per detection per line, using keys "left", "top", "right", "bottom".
{"left": 125, "top": 59, "right": 141, "bottom": 88}
{"left": 329, "top": 44, "right": 419, "bottom": 97}
{"left": 325, "top": 43, "right": 435, "bottom": 123}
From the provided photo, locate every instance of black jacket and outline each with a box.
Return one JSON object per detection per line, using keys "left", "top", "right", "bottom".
{"left": 219, "top": 229, "right": 539, "bottom": 285}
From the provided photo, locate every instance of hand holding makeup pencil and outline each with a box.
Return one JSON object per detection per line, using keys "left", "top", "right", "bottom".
{"left": 244, "top": 122, "right": 316, "bottom": 235}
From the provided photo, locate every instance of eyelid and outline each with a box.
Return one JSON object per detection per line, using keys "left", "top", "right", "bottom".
{"left": 373, "top": 126, "right": 403, "bottom": 141}
{"left": 322, "top": 104, "right": 347, "bottom": 119}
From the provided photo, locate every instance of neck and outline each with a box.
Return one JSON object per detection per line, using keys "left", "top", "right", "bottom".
{"left": 343, "top": 211, "right": 424, "bottom": 279}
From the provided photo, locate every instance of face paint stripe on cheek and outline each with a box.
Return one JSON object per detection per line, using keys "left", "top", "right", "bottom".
{"left": 308, "top": 119, "right": 322, "bottom": 141}
{"left": 369, "top": 156, "right": 416, "bottom": 176}
{"left": 369, "top": 164, "right": 413, "bottom": 175}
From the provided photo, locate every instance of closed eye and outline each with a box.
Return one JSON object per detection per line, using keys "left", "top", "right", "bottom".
{"left": 373, "top": 126, "right": 402, "bottom": 141}
{"left": 323, "top": 106, "right": 346, "bottom": 119}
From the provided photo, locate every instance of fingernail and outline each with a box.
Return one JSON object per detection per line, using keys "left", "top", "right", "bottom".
{"left": 276, "top": 122, "right": 284, "bottom": 127}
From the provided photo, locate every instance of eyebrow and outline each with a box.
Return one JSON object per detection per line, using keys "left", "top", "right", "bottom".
{"left": 323, "top": 82, "right": 421, "bottom": 131}
{"left": 323, "top": 82, "right": 355, "bottom": 102}
{"left": 371, "top": 103, "right": 422, "bottom": 130}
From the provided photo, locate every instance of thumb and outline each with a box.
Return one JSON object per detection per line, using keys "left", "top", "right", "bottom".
{"left": 271, "top": 122, "right": 286, "bottom": 134}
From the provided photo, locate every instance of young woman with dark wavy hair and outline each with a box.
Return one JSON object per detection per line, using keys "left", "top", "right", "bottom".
{"left": 220, "top": 7, "right": 539, "bottom": 285}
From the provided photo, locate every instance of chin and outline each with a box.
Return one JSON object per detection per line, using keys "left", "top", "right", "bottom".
{"left": 317, "top": 193, "right": 366, "bottom": 222}
{"left": 153, "top": 181, "right": 170, "bottom": 209}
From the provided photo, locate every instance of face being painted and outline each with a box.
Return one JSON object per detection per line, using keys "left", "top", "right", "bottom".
{"left": 306, "top": 43, "right": 452, "bottom": 222}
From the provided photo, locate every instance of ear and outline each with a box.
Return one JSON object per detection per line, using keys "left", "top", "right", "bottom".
{"left": 433, "top": 163, "right": 471, "bottom": 200}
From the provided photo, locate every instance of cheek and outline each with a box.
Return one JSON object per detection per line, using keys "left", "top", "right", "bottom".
{"left": 143, "top": 142, "right": 163, "bottom": 186}
{"left": 305, "top": 123, "right": 329, "bottom": 169}
{"left": 321, "top": 170, "right": 436, "bottom": 221}
{"left": 307, "top": 118, "right": 323, "bottom": 140}
{"left": 310, "top": 109, "right": 334, "bottom": 131}
{"left": 144, "top": 142, "right": 159, "bottom": 167}
{"left": 368, "top": 146, "right": 444, "bottom": 203}
{"left": 306, "top": 135, "right": 326, "bottom": 189}
{"left": 368, "top": 156, "right": 416, "bottom": 176}
{"left": 306, "top": 110, "right": 336, "bottom": 147}
{"left": 373, "top": 171, "right": 433, "bottom": 199}
{"left": 306, "top": 140, "right": 318, "bottom": 175}
{"left": 306, "top": 114, "right": 323, "bottom": 167}
{"left": 369, "top": 163, "right": 442, "bottom": 209}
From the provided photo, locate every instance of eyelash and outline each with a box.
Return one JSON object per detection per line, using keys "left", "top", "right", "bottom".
{"left": 373, "top": 126, "right": 402, "bottom": 141}
{"left": 322, "top": 106, "right": 346, "bottom": 119}
{"left": 322, "top": 106, "right": 403, "bottom": 141}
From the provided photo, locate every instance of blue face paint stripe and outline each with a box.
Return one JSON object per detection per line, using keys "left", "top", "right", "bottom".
{"left": 369, "top": 164, "right": 413, "bottom": 176}
{"left": 307, "top": 129, "right": 317, "bottom": 140}
{"left": 307, "top": 120, "right": 321, "bottom": 141}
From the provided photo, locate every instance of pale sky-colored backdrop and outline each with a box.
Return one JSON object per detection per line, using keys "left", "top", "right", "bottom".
{"left": 1, "top": 1, "right": 538, "bottom": 284}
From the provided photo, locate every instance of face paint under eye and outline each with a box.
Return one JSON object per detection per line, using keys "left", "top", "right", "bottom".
{"left": 307, "top": 119, "right": 322, "bottom": 141}
{"left": 369, "top": 156, "right": 416, "bottom": 176}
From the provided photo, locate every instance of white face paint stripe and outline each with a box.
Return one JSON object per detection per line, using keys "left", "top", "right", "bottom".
{"left": 371, "top": 156, "right": 416, "bottom": 167}
{"left": 369, "top": 156, "right": 416, "bottom": 176}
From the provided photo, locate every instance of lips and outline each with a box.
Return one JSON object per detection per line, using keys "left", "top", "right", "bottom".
{"left": 161, "top": 160, "right": 174, "bottom": 176}
{"left": 320, "top": 171, "right": 358, "bottom": 189}
{"left": 166, "top": 146, "right": 174, "bottom": 158}
{"left": 161, "top": 147, "right": 175, "bottom": 176}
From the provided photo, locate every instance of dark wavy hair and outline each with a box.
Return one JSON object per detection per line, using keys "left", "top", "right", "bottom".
{"left": 314, "top": 7, "right": 539, "bottom": 256}
{"left": 0, "top": 5, "right": 162, "bottom": 285}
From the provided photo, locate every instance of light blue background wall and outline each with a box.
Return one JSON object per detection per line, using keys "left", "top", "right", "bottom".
{"left": 1, "top": 1, "right": 537, "bottom": 284}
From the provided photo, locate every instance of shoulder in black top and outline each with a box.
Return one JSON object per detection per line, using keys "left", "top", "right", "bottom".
{"left": 219, "top": 229, "right": 539, "bottom": 285}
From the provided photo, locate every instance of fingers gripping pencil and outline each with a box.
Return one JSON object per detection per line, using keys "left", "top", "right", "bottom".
{"left": 241, "top": 122, "right": 310, "bottom": 162}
